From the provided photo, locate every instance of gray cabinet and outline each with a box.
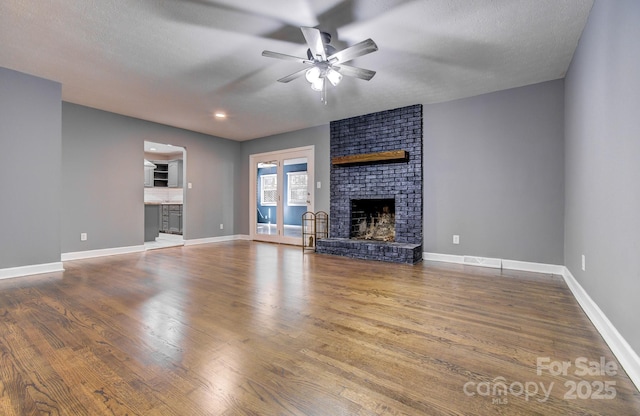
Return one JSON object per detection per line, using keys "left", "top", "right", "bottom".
{"left": 168, "top": 205, "right": 182, "bottom": 233}
{"left": 168, "top": 160, "right": 183, "bottom": 188}
{"left": 160, "top": 205, "right": 169, "bottom": 232}
{"left": 159, "top": 204, "right": 182, "bottom": 235}
{"left": 144, "top": 205, "right": 160, "bottom": 241}
{"left": 144, "top": 166, "right": 155, "bottom": 187}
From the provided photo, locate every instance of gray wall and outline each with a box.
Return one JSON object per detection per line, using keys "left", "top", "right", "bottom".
{"left": 238, "top": 124, "right": 331, "bottom": 235}
{"left": 423, "top": 80, "right": 565, "bottom": 264}
{"left": 62, "top": 103, "right": 242, "bottom": 252}
{"left": 0, "top": 68, "right": 574, "bottom": 271}
{"left": 564, "top": 0, "right": 640, "bottom": 352}
{"left": 237, "top": 83, "right": 566, "bottom": 267}
{"left": 0, "top": 68, "right": 62, "bottom": 268}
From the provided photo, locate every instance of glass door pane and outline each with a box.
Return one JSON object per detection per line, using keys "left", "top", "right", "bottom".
{"left": 256, "top": 160, "right": 279, "bottom": 239}
{"left": 282, "top": 156, "right": 308, "bottom": 240}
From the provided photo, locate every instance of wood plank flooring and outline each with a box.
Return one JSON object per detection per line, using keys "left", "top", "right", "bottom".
{"left": 1, "top": 241, "right": 639, "bottom": 415}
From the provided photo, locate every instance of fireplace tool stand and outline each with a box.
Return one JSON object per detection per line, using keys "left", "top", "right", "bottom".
{"left": 302, "top": 211, "right": 329, "bottom": 252}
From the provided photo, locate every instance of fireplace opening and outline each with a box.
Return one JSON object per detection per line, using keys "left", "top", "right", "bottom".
{"left": 350, "top": 198, "right": 395, "bottom": 242}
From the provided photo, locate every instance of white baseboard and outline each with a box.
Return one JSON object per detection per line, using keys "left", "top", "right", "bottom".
{"left": 61, "top": 245, "right": 145, "bottom": 261}
{"left": 562, "top": 267, "right": 640, "bottom": 392}
{"left": 184, "top": 234, "right": 250, "bottom": 246}
{"left": 424, "top": 252, "right": 564, "bottom": 275}
{"left": 0, "top": 262, "right": 64, "bottom": 280}
{"left": 501, "top": 259, "right": 565, "bottom": 275}
{"left": 423, "top": 252, "right": 465, "bottom": 264}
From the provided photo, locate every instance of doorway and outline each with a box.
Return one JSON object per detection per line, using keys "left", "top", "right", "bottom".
{"left": 250, "top": 146, "right": 314, "bottom": 245}
{"left": 144, "top": 141, "right": 186, "bottom": 249}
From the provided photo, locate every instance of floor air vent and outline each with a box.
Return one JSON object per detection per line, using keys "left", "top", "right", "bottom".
{"left": 463, "top": 256, "right": 502, "bottom": 269}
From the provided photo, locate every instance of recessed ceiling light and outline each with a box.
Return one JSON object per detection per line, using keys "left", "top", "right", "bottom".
{"left": 214, "top": 112, "right": 226, "bottom": 119}
{"left": 150, "top": 147, "right": 157, "bottom": 151}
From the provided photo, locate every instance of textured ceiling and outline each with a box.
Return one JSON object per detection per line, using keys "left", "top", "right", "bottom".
{"left": 0, "top": 0, "right": 593, "bottom": 141}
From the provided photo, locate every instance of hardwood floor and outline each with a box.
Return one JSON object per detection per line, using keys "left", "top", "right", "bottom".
{"left": 1, "top": 241, "right": 639, "bottom": 415}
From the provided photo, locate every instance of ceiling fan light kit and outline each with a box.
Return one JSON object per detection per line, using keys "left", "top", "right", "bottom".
{"left": 310, "top": 78, "right": 324, "bottom": 92}
{"left": 326, "top": 68, "right": 343, "bottom": 86}
{"left": 262, "top": 27, "right": 378, "bottom": 104}
{"left": 305, "top": 66, "right": 321, "bottom": 83}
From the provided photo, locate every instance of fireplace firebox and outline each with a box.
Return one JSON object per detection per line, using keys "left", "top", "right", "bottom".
{"left": 351, "top": 199, "right": 395, "bottom": 242}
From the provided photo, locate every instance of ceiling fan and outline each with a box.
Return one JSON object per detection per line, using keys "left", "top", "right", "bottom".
{"left": 262, "top": 27, "right": 378, "bottom": 104}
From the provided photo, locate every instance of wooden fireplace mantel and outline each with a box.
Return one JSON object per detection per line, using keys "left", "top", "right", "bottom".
{"left": 331, "top": 150, "right": 408, "bottom": 166}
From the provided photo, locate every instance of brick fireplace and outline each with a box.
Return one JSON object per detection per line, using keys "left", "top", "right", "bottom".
{"left": 316, "top": 104, "right": 423, "bottom": 264}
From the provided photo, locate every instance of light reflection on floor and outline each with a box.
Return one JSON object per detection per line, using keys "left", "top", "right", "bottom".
{"left": 256, "top": 224, "right": 302, "bottom": 238}
{"left": 140, "top": 293, "right": 185, "bottom": 362}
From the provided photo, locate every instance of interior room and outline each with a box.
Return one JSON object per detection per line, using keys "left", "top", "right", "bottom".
{"left": 143, "top": 141, "right": 186, "bottom": 250}
{"left": 1, "top": 0, "right": 639, "bottom": 414}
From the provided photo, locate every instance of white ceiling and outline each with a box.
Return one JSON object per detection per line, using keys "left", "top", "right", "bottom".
{"left": 0, "top": 0, "right": 593, "bottom": 141}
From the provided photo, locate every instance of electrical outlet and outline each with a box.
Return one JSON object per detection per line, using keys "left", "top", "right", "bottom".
{"left": 188, "top": 182, "right": 193, "bottom": 189}
{"left": 317, "top": 181, "right": 322, "bottom": 189}
{"left": 581, "top": 254, "right": 586, "bottom": 271}
{"left": 453, "top": 235, "right": 460, "bottom": 245}
{"left": 80, "top": 233, "right": 87, "bottom": 241}
{"left": 220, "top": 223, "right": 224, "bottom": 230}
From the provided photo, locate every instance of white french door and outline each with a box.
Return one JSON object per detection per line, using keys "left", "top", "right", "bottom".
{"left": 250, "top": 146, "right": 314, "bottom": 245}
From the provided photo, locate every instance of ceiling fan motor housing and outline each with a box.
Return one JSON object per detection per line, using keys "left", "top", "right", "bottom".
{"left": 306, "top": 31, "right": 336, "bottom": 60}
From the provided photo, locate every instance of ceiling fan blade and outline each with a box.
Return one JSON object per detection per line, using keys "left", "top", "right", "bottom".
{"left": 277, "top": 68, "right": 309, "bottom": 83}
{"left": 262, "top": 50, "right": 310, "bottom": 64}
{"left": 301, "top": 26, "right": 326, "bottom": 61}
{"left": 328, "top": 38, "right": 378, "bottom": 64}
{"left": 332, "top": 64, "right": 376, "bottom": 81}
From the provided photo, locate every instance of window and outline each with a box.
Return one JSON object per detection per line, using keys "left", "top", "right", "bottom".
{"left": 260, "top": 174, "right": 277, "bottom": 206}
{"left": 287, "top": 171, "right": 307, "bottom": 206}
